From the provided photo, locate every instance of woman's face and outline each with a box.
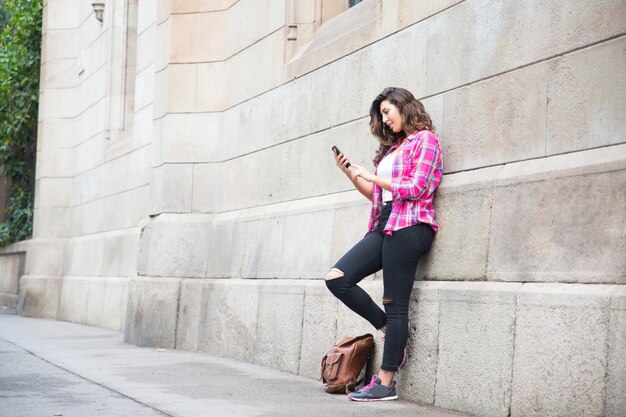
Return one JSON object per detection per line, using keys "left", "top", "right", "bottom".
{"left": 379, "top": 100, "right": 404, "bottom": 133}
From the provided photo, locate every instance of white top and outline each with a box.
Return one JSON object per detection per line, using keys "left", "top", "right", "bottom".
{"left": 377, "top": 151, "right": 397, "bottom": 202}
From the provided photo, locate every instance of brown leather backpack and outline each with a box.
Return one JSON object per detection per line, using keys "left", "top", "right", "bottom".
{"left": 321, "top": 333, "right": 375, "bottom": 393}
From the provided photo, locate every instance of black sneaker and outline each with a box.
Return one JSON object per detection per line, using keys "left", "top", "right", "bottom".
{"left": 348, "top": 375, "right": 398, "bottom": 402}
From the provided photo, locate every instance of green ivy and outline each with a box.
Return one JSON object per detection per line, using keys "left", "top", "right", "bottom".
{"left": 0, "top": 0, "right": 41, "bottom": 246}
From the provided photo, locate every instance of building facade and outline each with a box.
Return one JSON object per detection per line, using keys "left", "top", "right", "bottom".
{"left": 0, "top": 0, "right": 625, "bottom": 416}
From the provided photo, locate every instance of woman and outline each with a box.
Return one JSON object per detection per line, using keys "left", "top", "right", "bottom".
{"left": 326, "top": 87, "right": 443, "bottom": 402}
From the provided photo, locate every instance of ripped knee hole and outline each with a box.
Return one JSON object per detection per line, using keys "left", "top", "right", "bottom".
{"left": 382, "top": 297, "right": 394, "bottom": 305}
{"left": 325, "top": 268, "right": 344, "bottom": 280}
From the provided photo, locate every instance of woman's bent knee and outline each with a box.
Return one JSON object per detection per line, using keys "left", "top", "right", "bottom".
{"left": 325, "top": 268, "right": 344, "bottom": 281}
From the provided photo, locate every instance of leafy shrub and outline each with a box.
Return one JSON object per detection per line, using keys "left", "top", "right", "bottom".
{"left": 0, "top": 0, "right": 41, "bottom": 246}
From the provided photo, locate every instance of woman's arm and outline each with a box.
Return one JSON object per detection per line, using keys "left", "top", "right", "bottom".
{"left": 334, "top": 152, "right": 373, "bottom": 201}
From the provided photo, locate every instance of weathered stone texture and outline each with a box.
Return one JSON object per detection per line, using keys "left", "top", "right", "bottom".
{"left": 547, "top": 36, "right": 626, "bottom": 155}
{"left": 443, "top": 63, "right": 547, "bottom": 173}
{"left": 298, "top": 281, "right": 340, "bottom": 379}
{"left": 254, "top": 280, "right": 305, "bottom": 373}
{"left": 434, "top": 282, "right": 520, "bottom": 417}
{"left": 488, "top": 155, "right": 626, "bottom": 284}
{"left": 510, "top": 284, "right": 615, "bottom": 417}
{"left": 396, "top": 281, "right": 445, "bottom": 405}
{"left": 418, "top": 166, "right": 501, "bottom": 281}
{"left": 607, "top": 286, "right": 626, "bottom": 417}
{"left": 124, "top": 277, "right": 181, "bottom": 349}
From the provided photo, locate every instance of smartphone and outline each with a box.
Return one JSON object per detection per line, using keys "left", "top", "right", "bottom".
{"left": 331, "top": 145, "right": 351, "bottom": 168}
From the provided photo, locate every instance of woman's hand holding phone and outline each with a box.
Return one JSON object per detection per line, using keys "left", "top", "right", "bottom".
{"left": 332, "top": 145, "right": 353, "bottom": 177}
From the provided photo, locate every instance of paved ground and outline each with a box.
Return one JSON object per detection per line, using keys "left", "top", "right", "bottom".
{"left": 0, "top": 314, "right": 475, "bottom": 417}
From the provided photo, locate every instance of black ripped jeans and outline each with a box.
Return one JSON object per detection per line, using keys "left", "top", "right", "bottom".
{"left": 326, "top": 202, "right": 435, "bottom": 372}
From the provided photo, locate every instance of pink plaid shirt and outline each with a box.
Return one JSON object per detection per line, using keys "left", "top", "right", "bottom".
{"left": 367, "top": 130, "right": 443, "bottom": 235}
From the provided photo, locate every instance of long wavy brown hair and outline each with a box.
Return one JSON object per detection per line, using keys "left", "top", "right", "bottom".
{"left": 369, "top": 87, "right": 435, "bottom": 166}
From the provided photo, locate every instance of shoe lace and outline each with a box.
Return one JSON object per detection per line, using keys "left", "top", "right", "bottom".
{"left": 358, "top": 376, "right": 378, "bottom": 392}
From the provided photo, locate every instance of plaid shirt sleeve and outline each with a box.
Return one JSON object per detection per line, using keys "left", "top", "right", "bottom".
{"left": 390, "top": 131, "right": 441, "bottom": 201}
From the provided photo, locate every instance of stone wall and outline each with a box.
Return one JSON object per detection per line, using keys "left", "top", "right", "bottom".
{"left": 12, "top": 0, "right": 626, "bottom": 416}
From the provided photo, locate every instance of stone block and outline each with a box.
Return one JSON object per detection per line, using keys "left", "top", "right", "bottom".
{"left": 124, "top": 277, "right": 181, "bottom": 348}
{"left": 175, "top": 279, "right": 206, "bottom": 351}
{"left": 254, "top": 280, "right": 305, "bottom": 373}
{"left": 510, "top": 283, "right": 615, "bottom": 417}
{"left": 24, "top": 238, "right": 65, "bottom": 276}
{"left": 200, "top": 279, "right": 261, "bottom": 363}
{"left": 74, "top": 135, "right": 104, "bottom": 176}
{"left": 34, "top": 177, "right": 72, "bottom": 208}
{"left": 0, "top": 253, "right": 24, "bottom": 294}
{"left": 43, "top": 28, "right": 78, "bottom": 60}
{"left": 57, "top": 276, "right": 92, "bottom": 324}
{"left": 225, "top": 0, "right": 285, "bottom": 57}
{"left": 227, "top": 28, "right": 286, "bottom": 106}
{"left": 161, "top": 113, "right": 222, "bottom": 163}
{"left": 281, "top": 210, "right": 334, "bottom": 279}
{"left": 329, "top": 194, "right": 371, "bottom": 267}
{"left": 149, "top": 163, "right": 193, "bottom": 214}
{"left": 153, "top": 67, "right": 168, "bottom": 119}
{"left": 204, "top": 219, "right": 234, "bottom": 278}
{"left": 100, "top": 145, "right": 151, "bottom": 197}
{"left": 547, "top": 36, "right": 626, "bottom": 155}
{"left": 167, "top": 64, "right": 197, "bottom": 113}
{"left": 76, "top": 101, "right": 106, "bottom": 143}
{"left": 137, "top": 0, "right": 156, "bottom": 35}
{"left": 196, "top": 62, "right": 228, "bottom": 112}
{"left": 192, "top": 163, "right": 221, "bottom": 214}
{"left": 18, "top": 275, "right": 61, "bottom": 319}
{"left": 488, "top": 148, "right": 626, "bottom": 284}
{"left": 136, "top": 26, "right": 156, "bottom": 73}
{"left": 134, "top": 64, "right": 155, "bottom": 111}
{"left": 42, "top": 58, "right": 78, "bottom": 89}
{"left": 418, "top": 166, "right": 501, "bottom": 281}
{"left": 298, "top": 280, "right": 340, "bottom": 379}
{"left": 101, "top": 277, "right": 130, "bottom": 332}
{"left": 102, "top": 230, "right": 140, "bottom": 277}
{"left": 607, "top": 286, "right": 626, "bottom": 417}
{"left": 435, "top": 282, "right": 521, "bottom": 417}
{"left": 171, "top": 0, "right": 236, "bottom": 14}
{"left": 137, "top": 214, "right": 212, "bottom": 278}
{"left": 169, "top": 13, "right": 225, "bottom": 63}
{"left": 396, "top": 281, "right": 445, "bottom": 405}
{"left": 35, "top": 147, "right": 74, "bottom": 179}
{"left": 228, "top": 215, "right": 284, "bottom": 279}
{"left": 37, "top": 119, "right": 75, "bottom": 150}
{"left": 33, "top": 207, "right": 71, "bottom": 238}
{"left": 64, "top": 236, "right": 104, "bottom": 277}
{"left": 443, "top": 62, "right": 547, "bottom": 172}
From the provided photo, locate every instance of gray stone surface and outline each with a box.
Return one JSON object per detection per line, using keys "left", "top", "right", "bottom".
{"left": 124, "top": 277, "right": 181, "bottom": 348}
{"left": 254, "top": 280, "right": 305, "bottom": 373}
{"left": 18, "top": 275, "right": 61, "bottom": 319}
{"left": 137, "top": 214, "right": 212, "bottom": 278}
{"left": 149, "top": 163, "right": 193, "bottom": 214}
{"left": 0, "top": 315, "right": 474, "bottom": 417}
{"left": 0, "top": 252, "right": 23, "bottom": 294}
{"left": 547, "top": 36, "right": 626, "bottom": 155}
{"left": 174, "top": 279, "right": 206, "bottom": 351}
{"left": 397, "top": 281, "right": 445, "bottom": 405}
{"left": 510, "top": 283, "right": 615, "bottom": 417}
{"left": 488, "top": 163, "right": 626, "bottom": 284}
{"left": 200, "top": 279, "right": 261, "bottom": 363}
{"left": 434, "top": 282, "right": 521, "bottom": 417}
{"left": 443, "top": 62, "right": 547, "bottom": 172}
{"left": 607, "top": 286, "right": 626, "bottom": 417}
{"left": 418, "top": 166, "right": 502, "bottom": 281}
{"left": 298, "top": 280, "right": 339, "bottom": 379}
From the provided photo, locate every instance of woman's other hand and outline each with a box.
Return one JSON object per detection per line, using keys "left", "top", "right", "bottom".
{"left": 334, "top": 151, "right": 352, "bottom": 176}
{"left": 351, "top": 164, "right": 375, "bottom": 182}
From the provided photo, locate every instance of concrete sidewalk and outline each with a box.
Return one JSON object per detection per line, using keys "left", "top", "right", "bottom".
{"left": 0, "top": 314, "right": 474, "bottom": 417}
